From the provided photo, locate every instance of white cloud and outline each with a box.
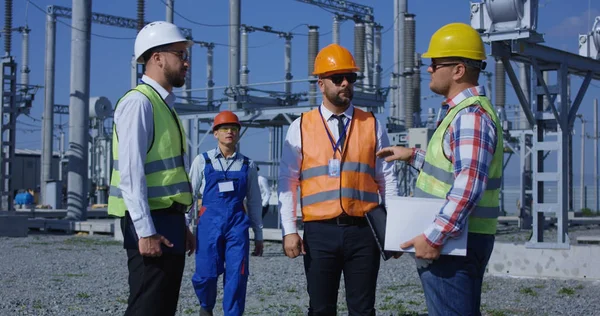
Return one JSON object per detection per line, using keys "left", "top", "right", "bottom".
{"left": 546, "top": 8, "right": 600, "bottom": 38}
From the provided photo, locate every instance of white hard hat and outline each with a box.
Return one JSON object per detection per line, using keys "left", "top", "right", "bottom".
{"left": 134, "top": 21, "right": 193, "bottom": 64}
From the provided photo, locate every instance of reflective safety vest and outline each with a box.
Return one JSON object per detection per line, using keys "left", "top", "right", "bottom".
{"left": 107, "top": 84, "right": 193, "bottom": 217}
{"left": 299, "top": 107, "right": 380, "bottom": 221}
{"left": 414, "top": 95, "right": 503, "bottom": 235}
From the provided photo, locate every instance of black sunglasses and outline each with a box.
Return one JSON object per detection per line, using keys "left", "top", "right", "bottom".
{"left": 323, "top": 73, "right": 358, "bottom": 85}
{"left": 429, "top": 62, "right": 460, "bottom": 72}
{"left": 157, "top": 49, "right": 189, "bottom": 62}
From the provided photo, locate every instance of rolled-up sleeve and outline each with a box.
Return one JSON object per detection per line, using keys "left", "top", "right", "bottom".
{"left": 374, "top": 119, "right": 399, "bottom": 202}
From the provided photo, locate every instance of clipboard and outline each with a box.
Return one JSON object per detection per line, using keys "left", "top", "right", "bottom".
{"left": 384, "top": 196, "right": 468, "bottom": 256}
{"left": 365, "top": 204, "right": 401, "bottom": 261}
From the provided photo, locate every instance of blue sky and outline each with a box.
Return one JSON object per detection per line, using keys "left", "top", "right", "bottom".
{"left": 3, "top": 0, "right": 600, "bottom": 185}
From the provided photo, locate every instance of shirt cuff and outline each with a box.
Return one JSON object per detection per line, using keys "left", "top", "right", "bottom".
{"left": 422, "top": 223, "right": 449, "bottom": 248}
{"left": 132, "top": 215, "right": 157, "bottom": 238}
{"left": 282, "top": 221, "right": 298, "bottom": 236}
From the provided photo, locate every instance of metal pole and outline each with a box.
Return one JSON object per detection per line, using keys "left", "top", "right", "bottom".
{"left": 307, "top": 25, "right": 319, "bottom": 106}
{"left": 66, "top": 0, "right": 91, "bottom": 220}
{"left": 374, "top": 25, "right": 382, "bottom": 89}
{"left": 364, "top": 18, "right": 373, "bottom": 90}
{"left": 393, "top": 0, "right": 406, "bottom": 128}
{"left": 166, "top": 0, "right": 174, "bottom": 23}
{"left": 207, "top": 45, "right": 214, "bottom": 107}
{"left": 20, "top": 27, "right": 30, "bottom": 87}
{"left": 41, "top": 10, "right": 56, "bottom": 205}
{"left": 594, "top": 99, "right": 600, "bottom": 212}
{"left": 353, "top": 21, "right": 365, "bottom": 91}
{"left": 580, "top": 116, "right": 585, "bottom": 211}
{"left": 240, "top": 25, "right": 249, "bottom": 87}
{"left": 284, "top": 35, "right": 292, "bottom": 96}
{"left": 404, "top": 14, "right": 415, "bottom": 129}
{"left": 229, "top": 0, "right": 240, "bottom": 110}
{"left": 332, "top": 15, "right": 340, "bottom": 44}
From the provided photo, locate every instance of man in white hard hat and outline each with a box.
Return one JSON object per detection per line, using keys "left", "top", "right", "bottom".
{"left": 107, "top": 21, "right": 196, "bottom": 316}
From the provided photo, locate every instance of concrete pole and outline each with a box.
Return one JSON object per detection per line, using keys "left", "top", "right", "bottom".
{"left": 41, "top": 10, "right": 56, "bottom": 205}
{"left": 229, "top": 0, "right": 240, "bottom": 110}
{"left": 332, "top": 15, "right": 340, "bottom": 44}
{"left": 581, "top": 116, "right": 585, "bottom": 211}
{"left": 166, "top": 0, "right": 174, "bottom": 23}
{"left": 66, "top": 0, "right": 91, "bottom": 220}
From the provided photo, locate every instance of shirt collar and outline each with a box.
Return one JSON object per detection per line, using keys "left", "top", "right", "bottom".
{"left": 319, "top": 103, "right": 354, "bottom": 121}
{"left": 141, "top": 75, "right": 176, "bottom": 106}
{"left": 444, "top": 86, "right": 486, "bottom": 108}
{"left": 213, "top": 147, "right": 239, "bottom": 159}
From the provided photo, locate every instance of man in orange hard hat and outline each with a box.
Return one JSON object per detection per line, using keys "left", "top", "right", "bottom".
{"left": 278, "top": 43, "right": 398, "bottom": 315}
{"left": 189, "top": 110, "right": 263, "bottom": 316}
{"left": 377, "top": 23, "right": 503, "bottom": 315}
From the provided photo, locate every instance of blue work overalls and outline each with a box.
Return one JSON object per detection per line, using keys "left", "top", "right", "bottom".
{"left": 192, "top": 152, "right": 251, "bottom": 315}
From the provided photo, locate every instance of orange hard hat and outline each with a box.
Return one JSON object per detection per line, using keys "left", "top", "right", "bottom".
{"left": 313, "top": 43, "right": 359, "bottom": 76}
{"left": 212, "top": 111, "right": 241, "bottom": 131}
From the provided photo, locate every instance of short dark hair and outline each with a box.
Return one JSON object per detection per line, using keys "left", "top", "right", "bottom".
{"left": 142, "top": 43, "right": 171, "bottom": 66}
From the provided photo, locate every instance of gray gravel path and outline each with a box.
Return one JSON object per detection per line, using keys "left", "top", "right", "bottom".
{"left": 1, "top": 232, "right": 599, "bottom": 316}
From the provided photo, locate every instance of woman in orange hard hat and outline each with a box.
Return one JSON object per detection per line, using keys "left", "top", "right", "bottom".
{"left": 190, "top": 110, "right": 264, "bottom": 316}
{"left": 377, "top": 22, "right": 503, "bottom": 316}
{"left": 278, "top": 43, "right": 399, "bottom": 315}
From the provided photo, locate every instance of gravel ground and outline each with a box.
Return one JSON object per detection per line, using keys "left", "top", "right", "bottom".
{"left": 1, "top": 228, "right": 600, "bottom": 316}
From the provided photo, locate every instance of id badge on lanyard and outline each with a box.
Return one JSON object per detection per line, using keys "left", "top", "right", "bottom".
{"left": 328, "top": 158, "right": 341, "bottom": 177}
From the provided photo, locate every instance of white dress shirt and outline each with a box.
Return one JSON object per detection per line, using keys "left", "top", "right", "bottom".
{"left": 188, "top": 148, "right": 264, "bottom": 241}
{"left": 277, "top": 104, "right": 398, "bottom": 236}
{"left": 113, "top": 75, "right": 189, "bottom": 238}
{"left": 258, "top": 175, "right": 271, "bottom": 208}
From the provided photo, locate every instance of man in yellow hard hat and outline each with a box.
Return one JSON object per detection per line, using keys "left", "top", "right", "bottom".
{"left": 377, "top": 23, "right": 503, "bottom": 315}
{"left": 278, "top": 43, "right": 398, "bottom": 315}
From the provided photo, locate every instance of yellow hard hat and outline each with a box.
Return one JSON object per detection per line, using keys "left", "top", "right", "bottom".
{"left": 313, "top": 44, "right": 359, "bottom": 76}
{"left": 422, "top": 23, "right": 487, "bottom": 61}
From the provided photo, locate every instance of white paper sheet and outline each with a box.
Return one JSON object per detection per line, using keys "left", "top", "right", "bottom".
{"left": 384, "top": 196, "right": 468, "bottom": 256}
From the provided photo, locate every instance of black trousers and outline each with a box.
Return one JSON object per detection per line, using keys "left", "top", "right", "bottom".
{"left": 261, "top": 205, "right": 269, "bottom": 218}
{"left": 121, "top": 212, "right": 186, "bottom": 316}
{"left": 303, "top": 220, "right": 381, "bottom": 316}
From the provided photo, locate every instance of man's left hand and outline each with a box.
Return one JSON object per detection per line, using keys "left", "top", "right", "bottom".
{"left": 252, "top": 240, "right": 264, "bottom": 257}
{"left": 400, "top": 234, "right": 441, "bottom": 260}
{"left": 185, "top": 227, "right": 196, "bottom": 257}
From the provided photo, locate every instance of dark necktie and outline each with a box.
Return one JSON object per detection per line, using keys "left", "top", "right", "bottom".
{"left": 333, "top": 114, "right": 346, "bottom": 150}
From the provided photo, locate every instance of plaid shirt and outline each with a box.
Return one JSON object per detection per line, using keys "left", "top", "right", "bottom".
{"left": 410, "top": 86, "right": 498, "bottom": 247}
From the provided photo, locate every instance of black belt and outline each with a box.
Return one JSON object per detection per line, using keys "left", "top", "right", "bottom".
{"left": 319, "top": 215, "right": 367, "bottom": 226}
{"left": 152, "top": 202, "right": 189, "bottom": 215}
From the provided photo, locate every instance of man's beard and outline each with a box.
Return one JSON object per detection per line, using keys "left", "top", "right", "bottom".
{"left": 328, "top": 89, "right": 353, "bottom": 107}
{"left": 165, "top": 66, "right": 186, "bottom": 88}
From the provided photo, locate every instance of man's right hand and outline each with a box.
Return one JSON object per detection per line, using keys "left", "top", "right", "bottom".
{"left": 138, "top": 234, "right": 173, "bottom": 257}
{"left": 376, "top": 146, "right": 413, "bottom": 162}
{"left": 283, "top": 233, "right": 305, "bottom": 258}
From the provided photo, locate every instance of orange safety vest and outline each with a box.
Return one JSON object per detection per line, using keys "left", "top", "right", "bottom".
{"left": 300, "top": 107, "right": 380, "bottom": 221}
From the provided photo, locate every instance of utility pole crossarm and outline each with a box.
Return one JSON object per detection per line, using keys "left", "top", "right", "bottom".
{"left": 294, "top": 0, "right": 373, "bottom": 18}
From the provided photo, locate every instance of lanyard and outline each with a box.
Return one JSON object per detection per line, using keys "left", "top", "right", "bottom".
{"left": 216, "top": 149, "right": 235, "bottom": 179}
{"left": 318, "top": 105, "right": 351, "bottom": 155}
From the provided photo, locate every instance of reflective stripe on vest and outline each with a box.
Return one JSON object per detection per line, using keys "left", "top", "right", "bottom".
{"left": 107, "top": 84, "right": 192, "bottom": 217}
{"left": 299, "top": 107, "right": 380, "bottom": 221}
{"left": 414, "top": 95, "right": 503, "bottom": 234}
